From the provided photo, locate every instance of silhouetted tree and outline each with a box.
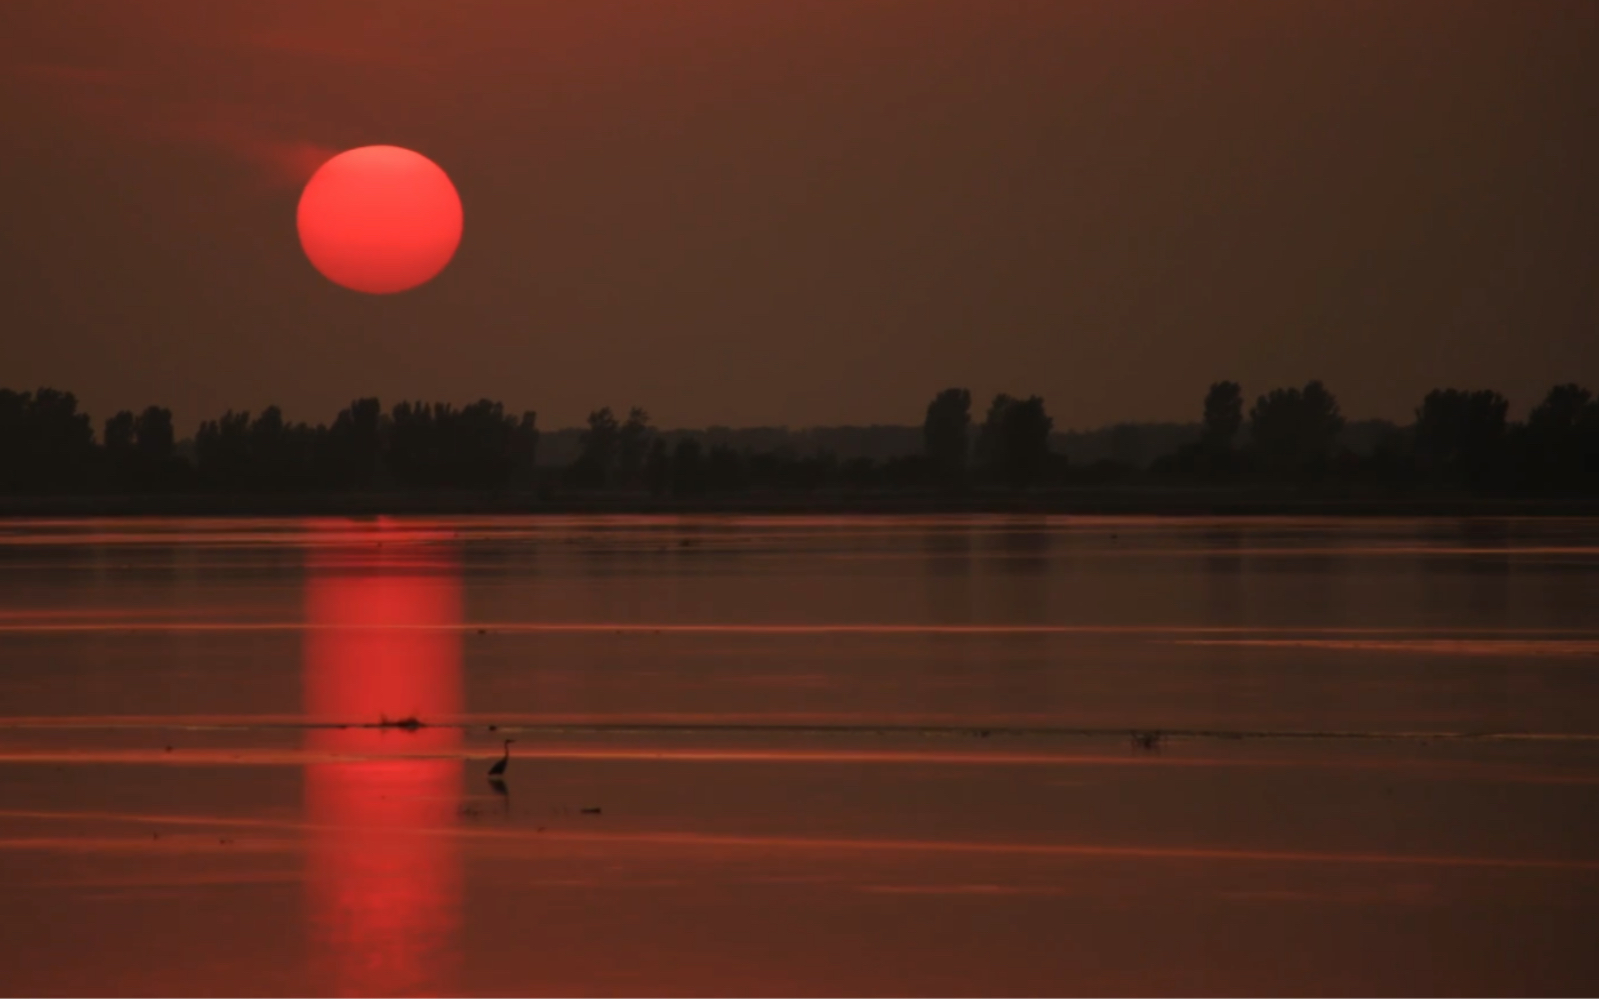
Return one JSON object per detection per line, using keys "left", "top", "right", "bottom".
{"left": 102, "top": 406, "right": 176, "bottom": 490}
{"left": 134, "top": 407, "right": 174, "bottom": 465}
{"left": 570, "top": 407, "right": 620, "bottom": 487}
{"left": 195, "top": 411, "right": 253, "bottom": 490}
{"left": 34, "top": 389, "right": 95, "bottom": 491}
{"left": 1413, "top": 389, "right": 1508, "bottom": 486}
{"left": 977, "top": 394, "right": 1055, "bottom": 487}
{"left": 923, "top": 388, "right": 972, "bottom": 483}
{"left": 104, "top": 411, "right": 136, "bottom": 454}
{"left": 448, "top": 400, "right": 512, "bottom": 489}
{"left": 323, "top": 398, "right": 383, "bottom": 489}
{"left": 249, "top": 406, "right": 317, "bottom": 491}
{"left": 510, "top": 411, "right": 540, "bottom": 488}
{"left": 1151, "top": 382, "right": 1245, "bottom": 479}
{"left": 617, "top": 407, "right": 652, "bottom": 488}
{"left": 0, "top": 391, "right": 23, "bottom": 490}
{"left": 1202, "top": 381, "right": 1244, "bottom": 453}
{"left": 975, "top": 394, "right": 1014, "bottom": 476}
{"left": 0, "top": 388, "right": 95, "bottom": 492}
{"left": 386, "top": 402, "right": 440, "bottom": 488}
{"left": 1249, "top": 381, "right": 1344, "bottom": 477}
{"left": 103, "top": 410, "right": 137, "bottom": 483}
{"left": 388, "top": 399, "right": 538, "bottom": 490}
{"left": 460, "top": 400, "right": 516, "bottom": 488}
{"left": 1528, "top": 384, "right": 1592, "bottom": 437}
{"left": 1519, "top": 383, "right": 1597, "bottom": 491}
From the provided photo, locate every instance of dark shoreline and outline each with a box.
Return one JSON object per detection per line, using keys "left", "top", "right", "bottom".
{"left": 2, "top": 488, "right": 1597, "bottom": 519}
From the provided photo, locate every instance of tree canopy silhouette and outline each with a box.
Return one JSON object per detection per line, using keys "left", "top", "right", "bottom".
{"left": 389, "top": 400, "right": 538, "bottom": 490}
{"left": 0, "top": 379, "right": 1594, "bottom": 503}
{"left": 1202, "top": 381, "right": 1244, "bottom": 453}
{"left": 1413, "top": 389, "right": 1508, "bottom": 487}
{"left": 1249, "top": 380, "right": 1345, "bottom": 477}
{"left": 977, "top": 394, "right": 1055, "bottom": 487}
{"left": 570, "top": 407, "right": 620, "bottom": 488}
{"left": 617, "top": 408, "right": 653, "bottom": 488}
{"left": 0, "top": 388, "right": 95, "bottom": 492}
{"left": 1519, "top": 383, "right": 1599, "bottom": 492}
{"left": 923, "top": 388, "right": 972, "bottom": 484}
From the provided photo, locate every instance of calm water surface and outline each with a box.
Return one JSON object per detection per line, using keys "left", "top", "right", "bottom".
{"left": 0, "top": 516, "right": 1596, "bottom": 995}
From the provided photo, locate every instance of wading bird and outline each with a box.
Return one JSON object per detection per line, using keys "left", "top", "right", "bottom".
{"left": 488, "top": 738, "right": 515, "bottom": 777}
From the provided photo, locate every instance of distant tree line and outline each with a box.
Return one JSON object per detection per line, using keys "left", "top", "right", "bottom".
{"left": 0, "top": 391, "right": 537, "bottom": 494}
{"left": 0, "top": 380, "right": 1594, "bottom": 497}
{"left": 1145, "top": 380, "right": 1599, "bottom": 495}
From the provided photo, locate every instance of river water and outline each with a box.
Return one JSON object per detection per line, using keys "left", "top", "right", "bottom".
{"left": 0, "top": 516, "right": 1595, "bottom": 995}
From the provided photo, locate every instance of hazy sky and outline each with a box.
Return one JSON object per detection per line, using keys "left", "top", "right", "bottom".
{"left": 2, "top": 1, "right": 1595, "bottom": 432}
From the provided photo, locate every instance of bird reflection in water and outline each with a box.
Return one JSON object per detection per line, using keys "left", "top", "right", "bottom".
{"left": 487, "top": 739, "right": 514, "bottom": 816}
{"left": 302, "top": 524, "right": 464, "bottom": 997}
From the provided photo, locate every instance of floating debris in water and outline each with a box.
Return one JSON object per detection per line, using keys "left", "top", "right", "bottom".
{"left": 1131, "top": 731, "right": 1164, "bottom": 751}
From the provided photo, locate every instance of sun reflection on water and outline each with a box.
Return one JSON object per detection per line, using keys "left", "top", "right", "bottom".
{"left": 303, "top": 526, "right": 463, "bottom": 996}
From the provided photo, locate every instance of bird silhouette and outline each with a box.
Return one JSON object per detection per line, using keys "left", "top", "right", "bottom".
{"left": 487, "top": 774, "right": 510, "bottom": 816}
{"left": 487, "top": 738, "right": 515, "bottom": 777}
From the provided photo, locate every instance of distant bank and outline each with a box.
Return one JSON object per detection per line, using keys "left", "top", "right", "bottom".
{"left": 2, "top": 489, "right": 1596, "bottom": 519}
{"left": 4, "top": 380, "right": 1595, "bottom": 511}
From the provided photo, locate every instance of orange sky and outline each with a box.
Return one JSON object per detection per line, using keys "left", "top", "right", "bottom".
{"left": 1, "top": 1, "right": 1595, "bottom": 431}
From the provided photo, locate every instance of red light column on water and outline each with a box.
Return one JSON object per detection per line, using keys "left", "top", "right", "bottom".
{"left": 297, "top": 145, "right": 463, "bottom": 294}
{"left": 303, "top": 530, "right": 464, "bottom": 997}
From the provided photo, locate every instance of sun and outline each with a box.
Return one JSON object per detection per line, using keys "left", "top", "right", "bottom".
{"left": 297, "top": 146, "right": 463, "bottom": 295}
